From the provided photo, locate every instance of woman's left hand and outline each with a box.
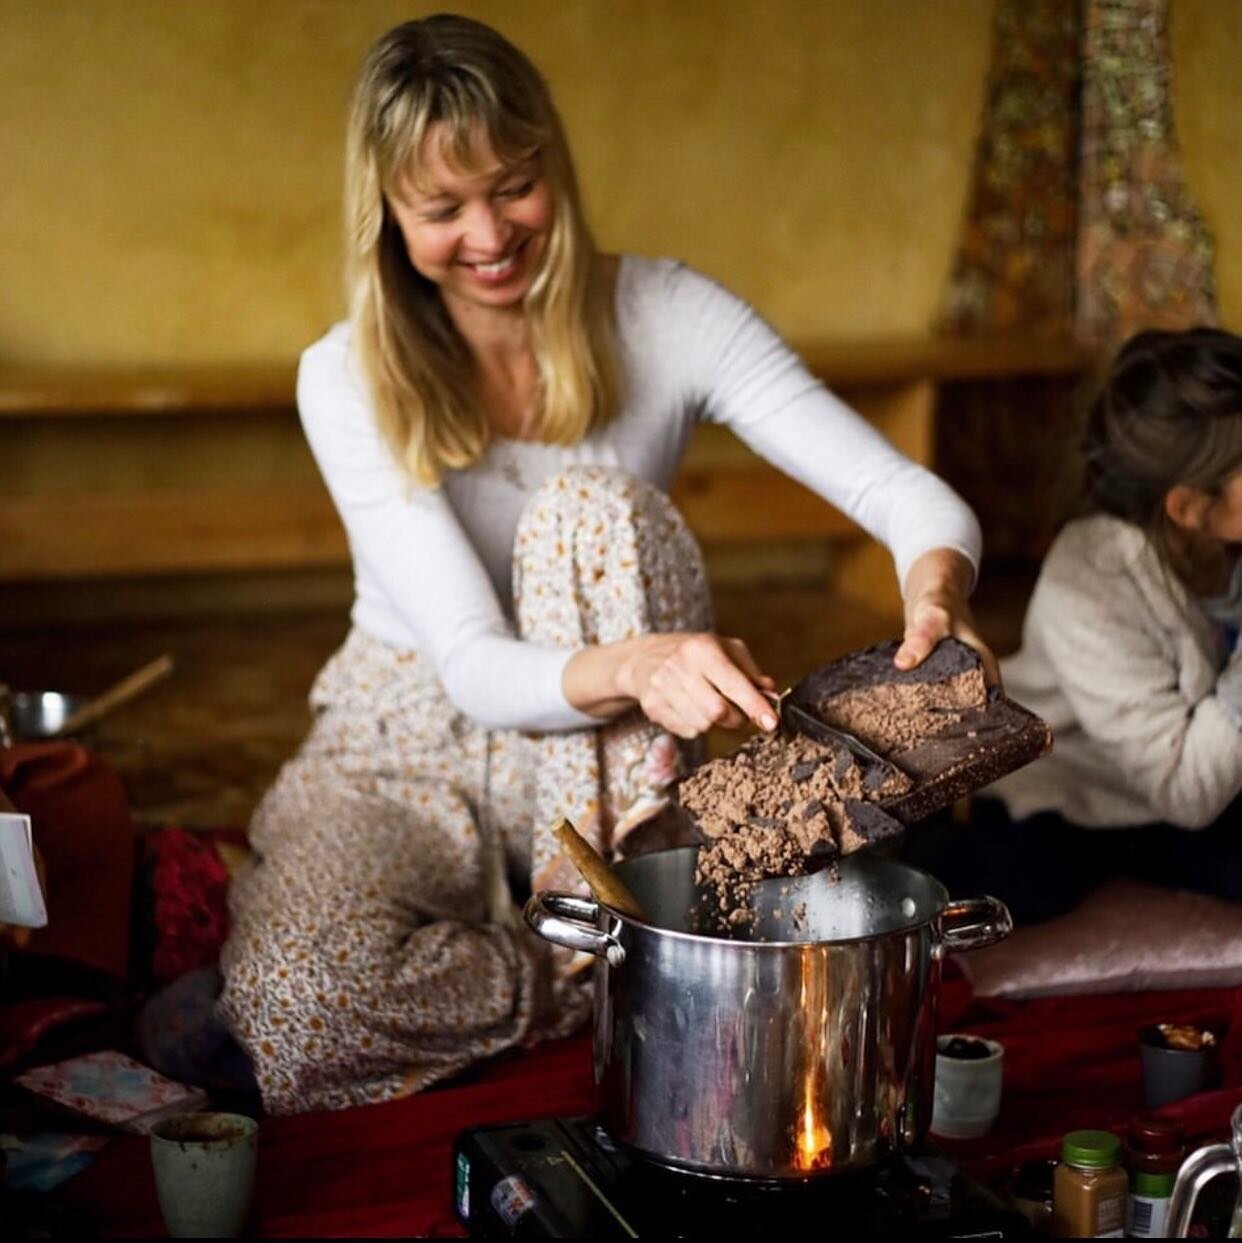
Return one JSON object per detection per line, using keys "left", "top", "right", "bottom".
{"left": 893, "top": 548, "right": 1000, "bottom": 684}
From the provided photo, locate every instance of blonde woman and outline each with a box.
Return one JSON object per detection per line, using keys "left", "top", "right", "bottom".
{"left": 220, "top": 14, "right": 990, "bottom": 1114}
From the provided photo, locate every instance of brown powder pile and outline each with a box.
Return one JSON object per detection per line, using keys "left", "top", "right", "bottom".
{"left": 680, "top": 732, "right": 907, "bottom": 927}
{"left": 809, "top": 643, "right": 987, "bottom": 754}
{"left": 679, "top": 639, "right": 990, "bottom": 931}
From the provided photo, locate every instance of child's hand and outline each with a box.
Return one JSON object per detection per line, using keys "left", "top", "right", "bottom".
{"left": 894, "top": 548, "right": 1001, "bottom": 684}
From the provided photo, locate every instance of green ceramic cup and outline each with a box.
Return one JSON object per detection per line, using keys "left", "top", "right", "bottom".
{"left": 149, "top": 1111, "right": 258, "bottom": 1238}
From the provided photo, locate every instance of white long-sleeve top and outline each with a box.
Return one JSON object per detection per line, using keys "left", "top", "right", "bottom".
{"left": 989, "top": 513, "right": 1242, "bottom": 829}
{"left": 297, "top": 255, "right": 982, "bottom": 732}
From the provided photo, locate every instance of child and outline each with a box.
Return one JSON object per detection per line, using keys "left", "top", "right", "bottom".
{"left": 907, "top": 328, "right": 1242, "bottom": 924}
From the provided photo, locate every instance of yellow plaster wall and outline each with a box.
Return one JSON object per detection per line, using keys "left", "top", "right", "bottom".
{"left": 0, "top": 0, "right": 994, "bottom": 364}
{"left": 1172, "top": 0, "right": 1242, "bottom": 329}
{"left": 2, "top": 0, "right": 1236, "bottom": 366}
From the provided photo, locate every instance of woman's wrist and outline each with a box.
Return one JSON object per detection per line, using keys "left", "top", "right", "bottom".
{"left": 896, "top": 547, "right": 1000, "bottom": 682}
{"left": 902, "top": 547, "right": 974, "bottom": 613}
{"left": 563, "top": 637, "right": 644, "bottom": 718}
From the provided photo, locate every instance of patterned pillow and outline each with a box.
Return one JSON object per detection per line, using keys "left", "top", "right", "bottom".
{"left": 956, "top": 878, "right": 1242, "bottom": 998}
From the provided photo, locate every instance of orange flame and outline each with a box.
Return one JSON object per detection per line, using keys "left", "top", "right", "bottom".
{"left": 794, "top": 1079, "right": 833, "bottom": 1171}
{"left": 793, "top": 947, "right": 833, "bottom": 1172}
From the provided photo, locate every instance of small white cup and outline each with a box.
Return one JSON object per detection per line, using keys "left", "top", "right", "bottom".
{"left": 930, "top": 1033, "right": 1004, "bottom": 1139}
{"left": 150, "top": 1111, "right": 258, "bottom": 1238}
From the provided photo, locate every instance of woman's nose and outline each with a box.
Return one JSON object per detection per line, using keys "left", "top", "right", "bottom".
{"left": 464, "top": 201, "right": 510, "bottom": 254}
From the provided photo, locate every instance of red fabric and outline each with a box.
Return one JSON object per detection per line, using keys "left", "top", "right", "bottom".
{"left": 142, "top": 828, "right": 234, "bottom": 985}
{"left": 60, "top": 979, "right": 1242, "bottom": 1238}
{"left": 0, "top": 996, "right": 109, "bottom": 1072}
{"left": 1, "top": 742, "right": 134, "bottom": 978}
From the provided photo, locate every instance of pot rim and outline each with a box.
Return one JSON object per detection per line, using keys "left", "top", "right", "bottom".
{"left": 596, "top": 899, "right": 945, "bottom": 950}
{"left": 598, "top": 847, "right": 952, "bottom": 950}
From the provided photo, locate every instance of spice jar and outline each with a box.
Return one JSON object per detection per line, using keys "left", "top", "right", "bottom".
{"left": 1052, "top": 1130, "right": 1128, "bottom": 1238}
{"left": 1124, "top": 1115, "right": 1185, "bottom": 1238}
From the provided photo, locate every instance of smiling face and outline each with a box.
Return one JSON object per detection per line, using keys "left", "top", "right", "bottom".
{"left": 387, "top": 123, "right": 554, "bottom": 324}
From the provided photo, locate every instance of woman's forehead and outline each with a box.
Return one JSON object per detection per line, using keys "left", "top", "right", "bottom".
{"left": 398, "top": 120, "right": 532, "bottom": 194}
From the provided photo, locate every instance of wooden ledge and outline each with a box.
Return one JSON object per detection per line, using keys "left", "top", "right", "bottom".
{"left": 794, "top": 334, "right": 1096, "bottom": 388}
{"left": 0, "top": 335, "right": 1094, "bottom": 419}
{"left": 0, "top": 363, "right": 299, "bottom": 417}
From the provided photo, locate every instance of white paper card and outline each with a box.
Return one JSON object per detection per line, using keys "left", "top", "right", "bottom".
{"left": 0, "top": 812, "right": 48, "bottom": 928}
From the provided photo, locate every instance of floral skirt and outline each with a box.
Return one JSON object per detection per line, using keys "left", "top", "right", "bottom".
{"left": 219, "top": 467, "right": 711, "bottom": 1113}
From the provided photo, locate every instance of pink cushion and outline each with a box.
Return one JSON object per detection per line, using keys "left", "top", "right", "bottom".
{"left": 957, "top": 878, "right": 1242, "bottom": 999}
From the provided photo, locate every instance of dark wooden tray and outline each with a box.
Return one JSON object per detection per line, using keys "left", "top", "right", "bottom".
{"left": 653, "top": 639, "right": 1052, "bottom": 856}
{"left": 786, "top": 637, "right": 1052, "bottom": 825}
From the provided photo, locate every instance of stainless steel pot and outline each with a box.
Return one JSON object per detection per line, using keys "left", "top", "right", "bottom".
{"left": 525, "top": 846, "right": 1010, "bottom": 1180}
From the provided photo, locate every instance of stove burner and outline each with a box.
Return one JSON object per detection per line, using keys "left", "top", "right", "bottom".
{"left": 453, "top": 1116, "right": 1031, "bottom": 1238}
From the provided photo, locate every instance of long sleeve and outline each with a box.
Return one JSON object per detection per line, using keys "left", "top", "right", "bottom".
{"left": 1015, "top": 520, "right": 1242, "bottom": 828}
{"left": 297, "top": 333, "right": 596, "bottom": 732}
{"left": 297, "top": 257, "right": 983, "bottom": 735}
{"left": 656, "top": 264, "right": 982, "bottom": 588}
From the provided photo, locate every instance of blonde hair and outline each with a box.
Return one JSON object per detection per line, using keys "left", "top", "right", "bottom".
{"left": 344, "top": 14, "right": 620, "bottom": 486}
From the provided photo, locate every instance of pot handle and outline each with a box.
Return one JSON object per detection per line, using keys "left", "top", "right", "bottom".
{"left": 935, "top": 895, "right": 1013, "bottom": 957}
{"left": 523, "top": 891, "right": 626, "bottom": 967}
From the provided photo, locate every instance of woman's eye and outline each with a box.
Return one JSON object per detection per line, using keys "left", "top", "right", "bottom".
{"left": 497, "top": 178, "right": 535, "bottom": 200}
{"left": 421, "top": 203, "right": 459, "bottom": 223}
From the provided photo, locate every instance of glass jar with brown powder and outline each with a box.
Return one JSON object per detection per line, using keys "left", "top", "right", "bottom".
{"left": 1052, "top": 1130, "right": 1128, "bottom": 1238}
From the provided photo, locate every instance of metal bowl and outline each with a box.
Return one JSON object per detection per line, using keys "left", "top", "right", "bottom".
{"left": 7, "top": 691, "right": 90, "bottom": 740}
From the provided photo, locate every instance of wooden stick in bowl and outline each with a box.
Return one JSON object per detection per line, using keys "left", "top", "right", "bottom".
{"left": 550, "top": 816, "right": 647, "bottom": 921}
{"left": 54, "top": 654, "right": 175, "bottom": 737}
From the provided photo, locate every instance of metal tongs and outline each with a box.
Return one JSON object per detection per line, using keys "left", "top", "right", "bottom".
{"left": 762, "top": 687, "right": 890, "bottom": 770}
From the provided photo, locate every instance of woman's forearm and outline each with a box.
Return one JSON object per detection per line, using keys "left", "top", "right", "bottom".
{"left": 562, "top": 637, "right": 644, "bottom": 718}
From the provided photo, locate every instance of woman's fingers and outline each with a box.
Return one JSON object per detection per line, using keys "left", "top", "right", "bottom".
{"left": 894, "top": 602, "right": 951, "bottom": 670}
{"left": 638, "top": 633, "right": 777, "bottom": 737}
{"left": 952, "top": 621, "right": 1002, "bottom": 686}
{"left": 694, "top": 637, "right": 778, "bottom": 731}
{"left": 894, "top": 598, "right": 1001, "bottom": 685}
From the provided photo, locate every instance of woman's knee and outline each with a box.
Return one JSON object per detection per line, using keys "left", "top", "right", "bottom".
{"left": 513, "top": 466, "right": 711, "bottom": 643}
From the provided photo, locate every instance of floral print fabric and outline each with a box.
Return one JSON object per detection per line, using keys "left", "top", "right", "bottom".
{"left": 220, "top": 467, "right": 710, "bottom": 1114}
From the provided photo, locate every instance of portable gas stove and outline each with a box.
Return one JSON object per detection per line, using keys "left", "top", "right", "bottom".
{"left": 453, "top": 1116, "right": 1031, "bottom": 1239}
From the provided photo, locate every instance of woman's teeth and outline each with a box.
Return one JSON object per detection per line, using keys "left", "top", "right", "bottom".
{"left": 473, "top": 255, "right": 518, "bottom": 277}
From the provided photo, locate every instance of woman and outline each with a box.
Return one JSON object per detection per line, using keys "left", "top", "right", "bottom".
{"left": 220, "top": 13, "right": 990, "bottom": 1114}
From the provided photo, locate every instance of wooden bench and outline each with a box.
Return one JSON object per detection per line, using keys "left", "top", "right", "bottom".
{"left": 0, "top": 337, "right": 1092, "bottom": 623}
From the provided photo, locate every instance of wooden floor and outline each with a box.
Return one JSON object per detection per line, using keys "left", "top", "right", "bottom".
{"left": 0, "top": 571, "right": 1034, "bottom": 830}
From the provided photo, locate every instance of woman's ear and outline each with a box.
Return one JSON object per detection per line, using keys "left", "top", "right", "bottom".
{"left": 1164, "top": 484, "right": 1213, "bottom": 532}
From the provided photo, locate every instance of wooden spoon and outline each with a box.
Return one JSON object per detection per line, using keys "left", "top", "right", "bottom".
{"left": 550, "top": 816, "right": 647, "bottom": 921}
{"left": 53, "top": 654, "right": 174, "bottom": 737}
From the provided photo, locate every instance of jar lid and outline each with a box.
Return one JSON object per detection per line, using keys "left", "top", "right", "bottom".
{"left": 1061, "top": 1129, "right": 1121, "bottom": 1167}
{"left": 1127, "top": 1115, "right": 1185, "bottom": 1154}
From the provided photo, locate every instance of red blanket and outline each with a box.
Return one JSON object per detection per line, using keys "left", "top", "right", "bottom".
{"left": 58, "top": 971, "right": 1242, "bottom": 1238}
{"left": 1, "top": 742, "right": 133, "bottom": 978}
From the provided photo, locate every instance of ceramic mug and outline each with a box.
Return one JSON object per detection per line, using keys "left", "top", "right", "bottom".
{"left": 930, "top": 1033, "right": 1004, "bottom": 1139}
{"left": 149, "top": 1111, "right": 258, "bottom": 1238}
{"left": 1139, "top": 1024, "right": 1218, "bottom": 1108}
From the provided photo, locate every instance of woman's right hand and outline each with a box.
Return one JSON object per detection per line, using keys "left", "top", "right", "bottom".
{"left": 565, "top": 633, "right": 780, "bottom": 740}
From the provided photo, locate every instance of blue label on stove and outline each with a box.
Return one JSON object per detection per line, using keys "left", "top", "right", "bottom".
{"left": 455, "top": 1151, "right": 470, "bottom": 1220}
{"left": 491, "top": 1174, "right": 537, "bottom": 1228}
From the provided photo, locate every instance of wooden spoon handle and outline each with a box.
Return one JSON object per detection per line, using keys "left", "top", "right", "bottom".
{"left": 55, "top": 654, "right": 175, "bottom": 736}
{"left": 550, "top": 816, "right": 646, "bottom": 921}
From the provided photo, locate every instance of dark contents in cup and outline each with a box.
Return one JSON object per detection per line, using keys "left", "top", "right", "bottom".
{"left": 940, "top": 1035, "right": 994, "bottom": 1060}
